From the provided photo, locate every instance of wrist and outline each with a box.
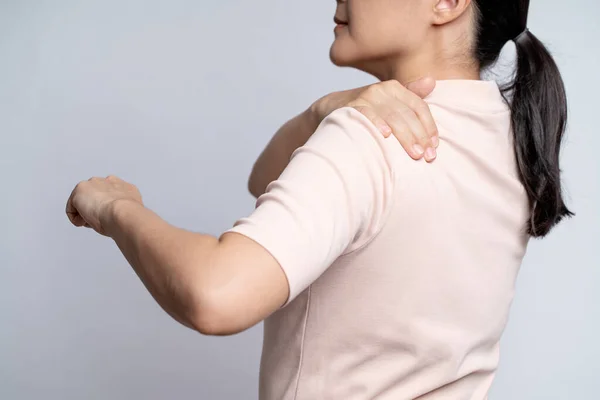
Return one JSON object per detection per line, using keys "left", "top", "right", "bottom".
{"left": 309, "top": 90, "right": 350, "bottom": 124}
{"left": 101, "top": 199, "right": 144, "bottom": 237}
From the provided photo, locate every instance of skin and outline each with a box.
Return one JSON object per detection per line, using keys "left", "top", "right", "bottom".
{"left": 330, "top": 0, "right": 478, "bottom": 82}
{"left": 67, "top": 0, "right": 479, "bottom": 336}
{"left": 248, "top": 79, "right": 439, "bottom": 198}
{"left": 248, "top": 0, "right": 478, "bottom": 197}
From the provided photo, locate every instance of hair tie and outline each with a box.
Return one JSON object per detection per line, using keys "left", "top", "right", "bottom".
{"left": 513, "top": 28, "right": 530, "bottom": 43}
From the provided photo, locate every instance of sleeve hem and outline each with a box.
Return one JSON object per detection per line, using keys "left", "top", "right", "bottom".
{"left": 226, "top": 225, "right": 298, "bottom": 308}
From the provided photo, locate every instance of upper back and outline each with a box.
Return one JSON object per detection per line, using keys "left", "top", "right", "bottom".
{"left": 259, "top": 80, "right": 530, "bottom": 400}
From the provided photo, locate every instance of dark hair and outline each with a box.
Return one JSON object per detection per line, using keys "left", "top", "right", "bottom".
{"left": 473, "top": 0, "right": 573, "bottom": 237}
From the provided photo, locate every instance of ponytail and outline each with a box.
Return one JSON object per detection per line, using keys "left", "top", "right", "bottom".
{"left": 474, "top": 0, "right": 573, "bottom": 238}
{"left": 506, "top": 30, "right": 573, "bottom": 237}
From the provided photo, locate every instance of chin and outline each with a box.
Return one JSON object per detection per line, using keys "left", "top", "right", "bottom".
{"left": 329, "top": 42, "right": 395, "bottom": 80}
{"left": 329, "top": 42, "right": 358, "bottom": 68}
{"left": 329, "top": 52, "right": 350, "bottom": 67}
{"left": 330, "top": 46, "right": 378, "bottom": 78}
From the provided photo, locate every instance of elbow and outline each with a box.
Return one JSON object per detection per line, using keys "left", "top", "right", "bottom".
{"left": 186, "top": 287, "right": 250, "bottom": 337}
{"left": 190, "top": 313, "right": 238, "bottom": 337}
{"left": 247, "top": 180, "right": 260, "bottom": 200}
{"left": 247, "top": 172, "right": 264, "bottom": 199}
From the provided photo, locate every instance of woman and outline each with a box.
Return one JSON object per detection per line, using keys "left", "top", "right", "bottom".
{"left": 66, "top": 0, "right": 571, "bottom": 398}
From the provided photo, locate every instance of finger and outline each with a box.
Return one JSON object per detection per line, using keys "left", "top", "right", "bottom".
{"left": 385, "top": 81, "right": 438, "bottom": 147}
{"left": 69, "top": 213, "right": 87, "bottom": 227}
{"left": 405, "top": 77, "right": 436, "bottom": 99}
{"left": 65, "top": 185, "right": 79, "bottom": 221}
{"left": 66, "top": 182, "right": 91, "bottom": 227}
{"left": 352, "top": 105, "right": 393, "bottom": 138}
{"left": 398, "top": 90, "right": 439, "bottom": 149}
{"left": 412, "top": 100, "right": 439, "bottom": 148}
{"left": 385, "top": 114, "right": 425, "bottom": 160}
{"left": 398, "top": 107, "right": 437, "bottom": 162}
{"left": 66, "top": 197, "right": 86, "bottom": 228}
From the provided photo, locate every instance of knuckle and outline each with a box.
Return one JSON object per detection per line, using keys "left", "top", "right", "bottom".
{"left": 414, "top": 100, "right": 430, "bottom": 114}
{"left": 416, "top": 132, "right": 431, "bottom": 143}
{"left": 349, "top": 102, "right": 365, "bottom": 112}
{"left": 415, "top": 129, "right": 429, "bottom": 142}
{"left": 409, "top": 128, "right": 428, "bottom": 143}
{"left": 393, "top": 128, "right": 412, "bottom": 142}
{"left": 362, "top": 85, "right": 380, "bottom": 99}
{"left": 410, "top": 123, "right": 427, "bottom": 138}
{"left": 375, "top": 81, "right": 390, "bottom": 94}
{"left": 404, "top": 92, "right": 423, "bottom": 109}
{"left": 387, "top": 109, "right": 405, "bottom": 121}
{"left": 351, "top": 104, "right": 373, "bottom": 117}
{"left": 387, "top": 120, "right": 409, "bottom": 136}
{"left": 385, "top": 79, "right": 404, "bottom": 92}
{"left": 370, "top": 114, "right": 385, "bottom": 125}
{"left": 394, "top": 107, "right": 414, "bottom": 121}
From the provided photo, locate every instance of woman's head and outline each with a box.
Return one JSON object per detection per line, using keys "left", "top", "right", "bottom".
{"left": 331, "top": 0, "right": 572, "bottom": 237}
{"left": 330, "top": 0, "right": 479, "bottom": 80}
{"left": 330, "top": 0, "right": 526, "bottom": 79}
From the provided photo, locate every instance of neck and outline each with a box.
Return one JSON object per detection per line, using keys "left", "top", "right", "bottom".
{"left": 360, "top": 52, "right": 480, "bottom": 85}
{"left": 357, "top": 24, "right": 481, "bottom": 84}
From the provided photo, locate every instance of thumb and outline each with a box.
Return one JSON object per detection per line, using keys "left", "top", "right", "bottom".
{"left": 405, "top": 77, "right": 436, "bottom": 99}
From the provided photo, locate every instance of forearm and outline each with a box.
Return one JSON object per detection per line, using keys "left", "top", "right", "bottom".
{"left": 103, "top": 200, "right": 219, "bottom": 329}
{"left": 248, "top": 107, "right": 320, "bottom": 198}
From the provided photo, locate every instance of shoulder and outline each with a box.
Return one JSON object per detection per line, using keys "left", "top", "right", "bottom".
{"left": 305, "top": 107, "right": 405, "bottom": 173}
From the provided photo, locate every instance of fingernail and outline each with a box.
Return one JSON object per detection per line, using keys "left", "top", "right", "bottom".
{"left": 381, "top": 125, "right": 392, "bottom": 136}
{"left": 425, "top": 147, "right": 437, "bottom": 161}
{"left": 431, "top": 136, "right": 439, "bottom": 147}
{"left": 413, "top": 144, "right": 425, "bottom": 157}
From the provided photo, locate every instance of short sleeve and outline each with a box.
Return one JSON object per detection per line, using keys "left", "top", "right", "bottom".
{"left": 227, "top": 107, "right": 397, "bottom": 305}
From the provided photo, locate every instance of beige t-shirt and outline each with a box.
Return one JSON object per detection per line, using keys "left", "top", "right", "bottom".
{"left": 228, "top": 80, "right": 530, "bottom": 400}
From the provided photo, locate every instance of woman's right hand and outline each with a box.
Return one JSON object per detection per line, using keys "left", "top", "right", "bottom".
{"left": 310, "top": 78, "right": 439, "bottom": 162}
{"left": 248, "top": 78, "right": 439, "bottom": 198}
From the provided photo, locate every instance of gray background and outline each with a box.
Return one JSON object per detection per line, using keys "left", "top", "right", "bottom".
{"left": 1, "top": 0, "right": 598, "bottom": 399}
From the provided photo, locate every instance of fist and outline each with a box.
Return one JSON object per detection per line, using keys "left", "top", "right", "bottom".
{"left": 66, "top": 175, "right": 143, "bottom": 236}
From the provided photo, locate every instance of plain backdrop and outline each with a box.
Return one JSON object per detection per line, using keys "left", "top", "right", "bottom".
{"left": 1, "top": 0, "right": 598, "bottom": 399}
